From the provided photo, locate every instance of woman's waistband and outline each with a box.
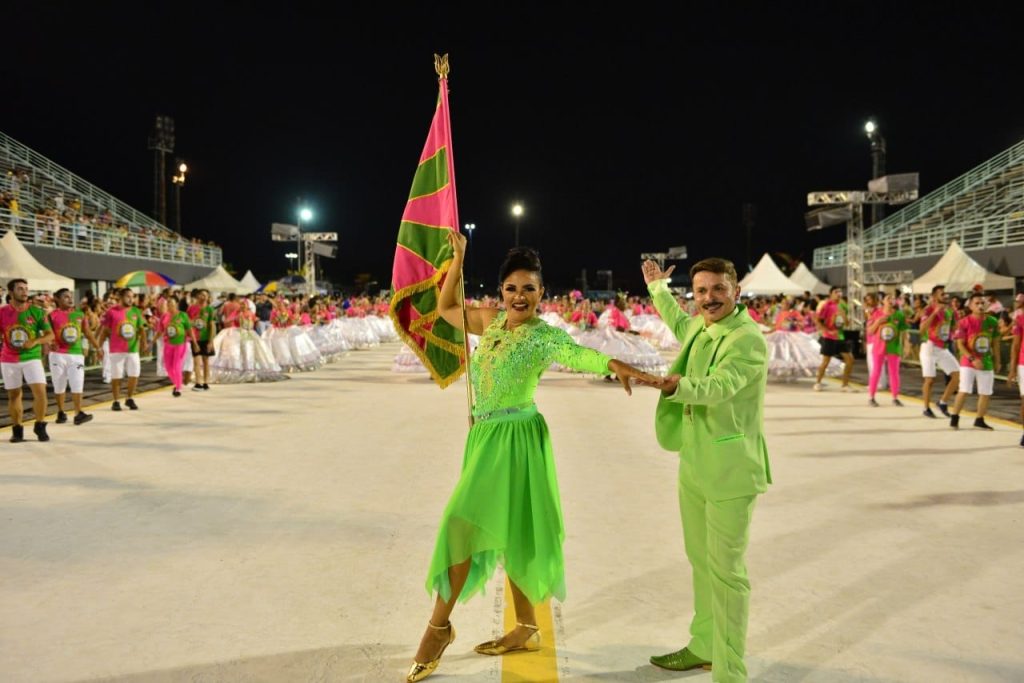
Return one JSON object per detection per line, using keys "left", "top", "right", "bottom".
{"left": 472, "top": 402, "right": 538, "bottom": 423}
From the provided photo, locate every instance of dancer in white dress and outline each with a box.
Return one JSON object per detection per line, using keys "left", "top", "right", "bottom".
{"left": 210, "top": 302, "right": 288, "bottom": 383}
{"left": 764, "top": 298, "right": 842, "bottom": 381}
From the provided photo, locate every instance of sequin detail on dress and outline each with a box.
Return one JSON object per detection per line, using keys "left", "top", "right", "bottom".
{"left": 471, "top": 312, "right": 610, "bottom": 416}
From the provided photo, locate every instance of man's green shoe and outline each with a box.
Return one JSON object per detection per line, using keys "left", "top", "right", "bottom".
{"left": 649, "top": 647, "right": 712, "bottom": 671}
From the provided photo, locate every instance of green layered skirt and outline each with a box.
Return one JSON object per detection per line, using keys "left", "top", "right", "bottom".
{"left": 426, "top": 404, "right": 566, "bottom": 605}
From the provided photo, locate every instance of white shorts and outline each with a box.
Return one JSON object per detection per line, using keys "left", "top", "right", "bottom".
{"left": 1018, "top": 366, "right": 1024, "bottom": 397}
{"left": 1, "top": 359, "right": 46, "bottom": 389}
{"left": 958, "top": 367, "right": 994, "bottom": 396}
{"left": 109, "top": 352, "right": 141, "bottom": 380}
{"left": 49, "top": 352, "right": 85, "bottom": 394}
{"left": 919, "top": 341, "right": 960, "bottom": 378}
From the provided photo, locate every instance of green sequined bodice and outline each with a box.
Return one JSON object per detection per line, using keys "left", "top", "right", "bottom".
{"left": 471, "top": 312, "right": 610, "bottom": 415}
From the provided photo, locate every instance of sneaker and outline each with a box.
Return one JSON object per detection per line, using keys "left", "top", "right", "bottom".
{"left": 923, "top": 408, "right": 937, "bottom": 418}
{"left": 73, "top": 412, "right": 93, "bottom": 425}
{"left": 192, "top": 384, "right": 204, "bottom": 392}
{"left": 33, "top": 422, "right": 50, "bottom": 442}
{"left": 125, "top": 398, "right": 138, "bottom": 410}
{"left": 1020, "top": 433, "right": 1024, "bottom": 448}
{"left": 111, "top": 401, "right": 122, "bottom": 412}
{"left": 892, "top": 399, "right": 903, "bottom": 407}
{"left": 937, "top": 402, "right": 951, "bottom": 417}
{"left": 950, "top": 414, "right": 960, "bottom": 430}
{"left": 201, "top": 383, "right": 210, "bottom": 390}
{"left": 172, "top": 389, "right": 181, "bottom": 397}
{"left": 868, "top": 398, "right": 879, "bottom": 407}
{"left": 973, "top": 417, "right": 994, "bottom": 431}
{"left": 842, "top": 385, "right": 859, "bottom": 393}
{"left": 813, "top": 382, "right": 823, "bottom": 391}
{"left": 55, "top": 410, "right": 68, "bottom": 424}
{"left": 9, "top": 425, "right": 24, "bottom": 443}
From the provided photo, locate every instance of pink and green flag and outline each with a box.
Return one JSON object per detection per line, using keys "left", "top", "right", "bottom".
{"left": 389, "top": 56, "right": 465, "bottom": 388}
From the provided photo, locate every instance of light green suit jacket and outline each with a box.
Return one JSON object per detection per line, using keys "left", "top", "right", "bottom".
{"left": 649, "top": 280, "right": 771, "bottom": 501}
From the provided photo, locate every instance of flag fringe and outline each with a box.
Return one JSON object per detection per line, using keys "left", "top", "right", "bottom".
{"left": 388, "top": 258, "right": 466, "bottom": 389}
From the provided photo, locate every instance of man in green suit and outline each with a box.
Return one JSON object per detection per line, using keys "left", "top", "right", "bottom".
{"left": 643, "top": 257, "right": 771, "bottom": 683}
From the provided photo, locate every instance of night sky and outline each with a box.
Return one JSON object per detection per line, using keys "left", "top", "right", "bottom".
{"left": 5, "top": 4, "right": 1022, "bottom": 295}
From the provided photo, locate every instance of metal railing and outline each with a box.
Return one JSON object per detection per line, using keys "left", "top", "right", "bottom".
{"left": 0, "top": 209, "right": 221, "bottom": 267}
{"left": 862, "top": 138, "right": 1024, "bottom": 244}
{"left": 814, "top": 138, "right": 1024, "bottom": 270}
{"left": 1, "top": 130, "right": 181, "bottom": 237}
{"left": 813, "top": 214, "right": 1024, "bottom": 269}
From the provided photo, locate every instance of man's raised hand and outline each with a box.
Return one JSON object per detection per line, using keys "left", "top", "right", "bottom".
{"left": 642, "top": 260, "right": 675, "bottom": 285}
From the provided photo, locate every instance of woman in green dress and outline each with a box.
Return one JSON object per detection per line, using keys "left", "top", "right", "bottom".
{"left": 408, "top": 232, "right": 661, "bottom": 682}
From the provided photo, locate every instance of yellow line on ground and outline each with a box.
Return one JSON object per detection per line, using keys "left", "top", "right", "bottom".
{"left": 502, "top": 578, "right": 559, "bottom": 682}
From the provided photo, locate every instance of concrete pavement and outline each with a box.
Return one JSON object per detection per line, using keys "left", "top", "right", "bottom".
{"left": 1, "top": 344, "right": 1021, "bottom": 682}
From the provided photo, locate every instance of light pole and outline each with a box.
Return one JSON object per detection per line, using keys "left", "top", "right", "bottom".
{"left": 285, "top": 252, "right": 298, "bottom": 272}
{"left": 511, "top": 203, "right": 523, "bottom": 247}
{"left": 297, "top": 205, "right": 313, "bottom": 278}
{"left": 171, "top": 161, "right": 187, "bottom": 234}
{"left": 865, "top": 120, "right": 887, "bottom": 226}
{"left": 464, "top": 222, "right": 476, "bottom": 287}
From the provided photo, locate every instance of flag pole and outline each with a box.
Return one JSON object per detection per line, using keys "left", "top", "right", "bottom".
{"left": 435, "top": 53, "right": 475, "bottom": 427}
{"left": 459, "top": 267, "right": 475, "bottom": 428}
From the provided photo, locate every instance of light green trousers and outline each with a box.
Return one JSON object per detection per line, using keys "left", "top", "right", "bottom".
{"left": 679, "top": 472, "right": 757, "bottom": 683}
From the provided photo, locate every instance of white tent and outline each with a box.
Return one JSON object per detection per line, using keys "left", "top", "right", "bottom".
{"left": 912, "top": 240, "right": 1015, "bottom": 293}
{"left": 0, "top": 230, "right": 74, "bottom": 293}
{"left": 238, "top": 270, "right": 261, "bottom": 292}
{"left": 790, "top": 262, "right": 830, "bottom": 295}
{"left": 739, "top": 253, "right": 807, "bottom": 296}
{"left": 183, "top": 265, "right": 244, "bottom": 294}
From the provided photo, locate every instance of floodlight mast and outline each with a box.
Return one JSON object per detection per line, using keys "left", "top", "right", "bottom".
{"left": 301, "top": 232, "right": 338, "bottom": 295}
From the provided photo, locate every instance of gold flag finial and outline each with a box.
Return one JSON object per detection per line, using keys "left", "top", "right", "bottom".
{"left": 434, "top": 53, "right": 450, "bottom": 79}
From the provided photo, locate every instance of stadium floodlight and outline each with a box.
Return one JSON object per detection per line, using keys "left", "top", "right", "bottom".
{"left": 511, "top": 203, "right": 524, "bottom": 246}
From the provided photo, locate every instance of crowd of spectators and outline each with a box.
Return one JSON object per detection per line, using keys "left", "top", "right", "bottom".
{"left": 1, "top": 167, "right": 219, "bottom": 264}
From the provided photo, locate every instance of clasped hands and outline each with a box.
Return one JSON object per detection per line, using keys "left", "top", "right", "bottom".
{"left": 607, "top": 359, "right": 681, "bottom": 395}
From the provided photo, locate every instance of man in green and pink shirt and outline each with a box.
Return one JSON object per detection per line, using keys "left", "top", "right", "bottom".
{"left": 949, "top": 292, "right": 1000, "bottom": 430}
{"left": 48, "top": 288, "right": 97, "bottom": 425}
{"left": 1010, "top": 309, "right": 1024, "bottom": 447}
{"left": 97, "top": 288, "right": 149, "bottom": 411}
{"left": 918, "top": 285, "right": 961, "bottom": 418}
{"left": 187, "top": 289, "right": 217, "bottom": 390}
{"left": 1, "top": 278, "right": 55, "bottom": 442}
{"left": 813, "top": 286, "right": 855, "bottom": 391}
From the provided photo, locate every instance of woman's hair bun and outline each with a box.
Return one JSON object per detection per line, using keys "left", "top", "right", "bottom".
{"left": 498, "top": 247, "right": 543, "bottom": 285}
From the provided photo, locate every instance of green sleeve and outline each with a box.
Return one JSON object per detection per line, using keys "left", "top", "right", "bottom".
{"left": 648, "top": 279, "right": 690, "bottom": 341}
{"left": 549, "top": 327, "right": 610, "bottom": 374}
{"left": 667, "top": 329, "right": 766, "bottom": 406}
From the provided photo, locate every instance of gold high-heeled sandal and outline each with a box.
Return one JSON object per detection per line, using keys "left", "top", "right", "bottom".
{"left": 407, "top": 621, "right": 456, "bottom": 682}
{"left": 474, "top": 621, "right": 541, "bottom": 656}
